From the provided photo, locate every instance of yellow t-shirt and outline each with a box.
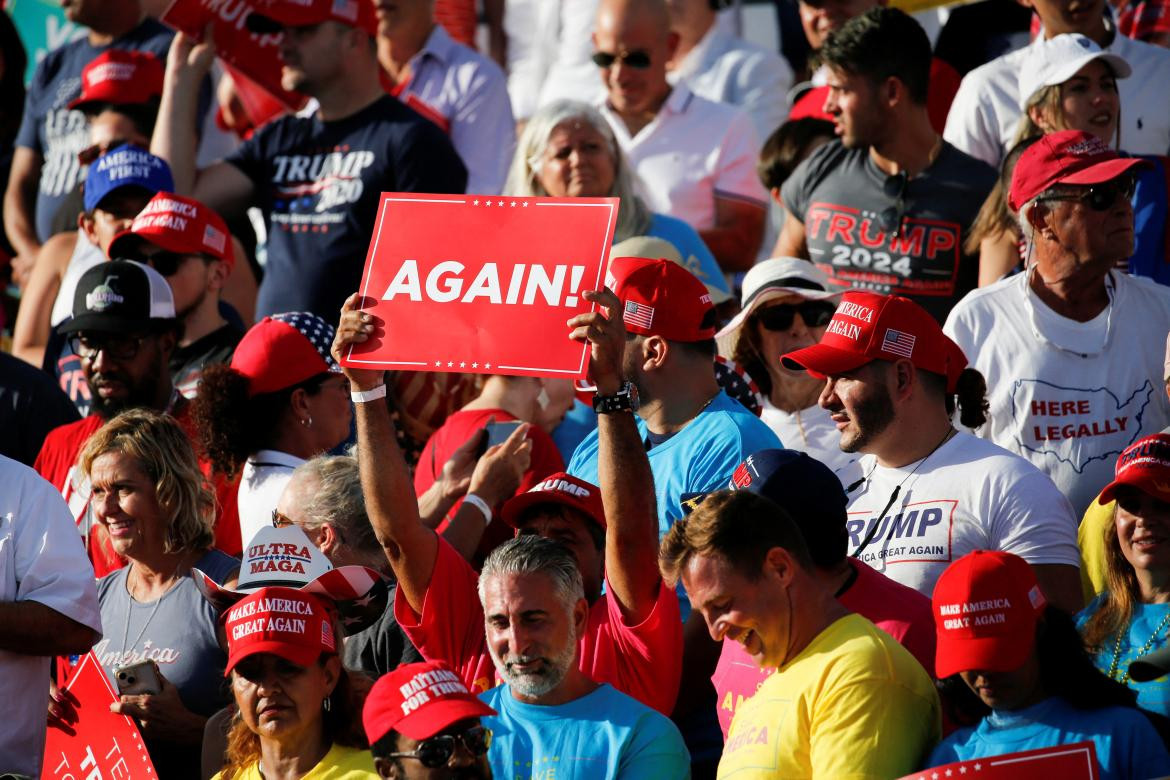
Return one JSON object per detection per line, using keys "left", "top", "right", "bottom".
{"left": 212, "top": 744, "right": 378, "bottom": 779}
{"left": 717, "top": 613, "right": 940, "bottom": 780}
{"left": 1079, "top": 495, "right": 1113, "bottom": 601}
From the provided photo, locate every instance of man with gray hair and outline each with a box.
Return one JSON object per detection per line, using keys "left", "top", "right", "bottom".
{"left": 944, "top": 130, "right": 1170, "bottom": 516}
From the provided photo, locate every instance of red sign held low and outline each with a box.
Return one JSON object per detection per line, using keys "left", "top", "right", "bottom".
{"left": 899, "top": 742, "right": 1100, "bottom": 780}
{"left": 342, "top": 194, "right": 618, "bottom": 379}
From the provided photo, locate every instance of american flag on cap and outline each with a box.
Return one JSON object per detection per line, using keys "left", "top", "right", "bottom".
{"left": 624, "top": 300, "right": 655, "bottom": 329}
{"left": 271, "top": 312, "right": 340, "bottom": 372}
{"left": 881, "top": 328, "right": 916, "bottom": 359}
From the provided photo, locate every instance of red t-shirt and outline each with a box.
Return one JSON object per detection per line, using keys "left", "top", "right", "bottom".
{"left": 414, "top": 408, "right": 564, "bottom": 562}
{"left": 789, "top": 58, "right": 962, "bottom": 135}
{"left": 710, "top": 558, "right": 936, "bottom": 739}
{"left": 33, "top": 409, "right": 242, "bottom": 578}
{"left": 394, "top": 536, "right": 684, "bottom": 715}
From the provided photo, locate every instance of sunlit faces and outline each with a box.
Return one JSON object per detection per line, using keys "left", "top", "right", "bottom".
{"left": 751, "top": 295, "right": 835, "bottom": 381}
{"left": 822, "top": 67, "right": 888, "bottom": 149}
{"left": 1114, "top": 486, "right": 1170, "bottom": 575}
{"left": 818, "top": 362, "right": 896, "bottom": 454}
{"left": 80, "top": 329, "right": 171, "bottom": 418}
{"left": 681, "top": 552, "right": 793, "bottom": 669}
{"left": 592, "top": 7, "right": 674, "bottom": 116}
{"left": 481, "top": 571, "right": 582, "bottom": 700}
{"left": 232, "top": 653, "right": 340, "bottom": 743}
{"left": 82, "top": 190, "right": 153, "bottom": 253}
{"left": 303, "top": 374, "right": 354, "bottom": 453}
{"left": 536, "top": 121, "right": 617, "bottom": 198}
{"left": 1036, "top": 180, "right": 1136, "bottom": 269}
{"left": 89, "top": 450, "right": 169, "bottom": 560}
{"left": 1058, "top": 60, "right": 1119, "bottom": 141}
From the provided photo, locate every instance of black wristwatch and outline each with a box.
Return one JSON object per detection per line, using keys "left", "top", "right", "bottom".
{"left": 593, "top": 381, "right": 639, "bottom": 414}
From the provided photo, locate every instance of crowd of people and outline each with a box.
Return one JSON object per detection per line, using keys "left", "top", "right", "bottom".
{"left": 3, "top": 0, "right": 1170, "bottom": 777}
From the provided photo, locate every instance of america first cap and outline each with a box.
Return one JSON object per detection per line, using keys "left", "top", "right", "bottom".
{"left": 500, "top": 472, "right": 606, "bottom": 530}
{"left": 246, "top": 0, "right": 377, "bottom": 36}
{"left": 781, "top": 291, "right": 968, "bottom": 393}
{"left": 605, "top": 256, "right": 716, "bottom": 342}
{"left": 60, "top": 260, "right": 176, "bottom": 335}
{"left": 932, "top": 551, "right": 1047, "bottom": 680}
{"left": 68, "top": 49, "right": 164, "bottom": 112}
{"left": 363, "top": 661, "right": 496, "bottom": 743}
{"left": 83, "top": 144, "right": 173, "bottom": 214}
{"left": 108, "top": 191, "right": 234, "bottom": 268}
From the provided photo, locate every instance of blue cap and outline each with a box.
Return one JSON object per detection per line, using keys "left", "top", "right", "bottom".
{"left": 83, "top": 144, "right": 173, "bottom": 213}
{"left": 727, "top": 449, "right": 848, "bottom": 568}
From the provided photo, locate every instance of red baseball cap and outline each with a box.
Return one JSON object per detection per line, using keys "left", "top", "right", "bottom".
{"left": 108, "top": 192, "right": 234, "bottom": 268}
{"left": 230, "top": 312, "right": 341, "bottom": 397}
{"left": 1099, "top": 433, "right": 1170, "bottom": 504}
{"left": 222, "top": 586, "right": 337, "bottom": 674}
{"left": 69, "top": 49, "right": 164, "bottom": 111}
{"left": 363, "top": 661, "right": 496, "bottom": 743}
{"left": 500, "top": 472, "right": 607, "bottom": 530}
{"left": 606, "top": 256, "right": 715, "bottom": 343}
{"left": 781, "top": 291, "right": 968, "bottom": 392}
{"left": 1008, "top": 129, "right": 1152, "bottom": 212}
{"left": 932, "top": 551, "right": 1048, "bottom": 679}
{"left": 246, "top": 0, "right": 378, "bottom": 36}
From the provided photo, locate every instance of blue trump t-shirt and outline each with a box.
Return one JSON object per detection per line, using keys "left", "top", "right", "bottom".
{"left": 927, "top": 697, "right": 1170, "bottom": 780}
{"left": 227, "top": 95, "right": 467, "bottom": 323}
{"left": 480, "top": 683, "right": 690, "bottom": 779}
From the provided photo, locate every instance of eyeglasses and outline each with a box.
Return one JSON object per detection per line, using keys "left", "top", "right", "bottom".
{"left": 386, "top": 725, "right": 493, "bottom": 768}
{"left": 591, "top": 49, "right": 652, "bottom": 69}
{"left": 1039, "top": 176, "right": 1136, "bottom": 212}
{"left": 271, "top": 509, "right": 295, "bottom": 528}
{"left": 142, "top": 250, "right": 194, "bottom": 277}
{"left": 78, "top": 138, "right": 131, "bottom": 166}
{"left": 878, "top": 171, "right": 908, "bottom": 237}
{"left": 755, "top": 301, "right": 837, "bottom": 331}
{"left": 69, "top": 333, "right": 150, "bottom": 362}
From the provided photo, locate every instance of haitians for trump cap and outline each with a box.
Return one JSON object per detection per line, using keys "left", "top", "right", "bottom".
{"left": 221, "top": 586, "right": 337, "bottom": 673}
{"left": 500, "top": 472, "right": 607, "bottom": 530}
{"left": 68, "top": 49, "right": 164, "bottom": 112}
{"left": 606, "top": 256, "right": 716, "bottom": 342}
{"left": 108, "top": 192, "right": 234, "bottom": 268}
{"left": 60, "top": 260, "right": 176, "bottom": 335}
{"left": 1099, "top": 433, "right": 1170, "bottom": 504}
{"left": 246, "top": 0, "right": 378, "bottom": 36}
{"left": 932, "top": 551, "right": 1047, "bottom": 679}
{"left": 781, "top": 291, "right": 968, "bottom": 393}
{"left": 364, "top": 661, "right": 496, "bottom": 743}
{"left": 82, "top": 144, "right": 173, "bottom": 214}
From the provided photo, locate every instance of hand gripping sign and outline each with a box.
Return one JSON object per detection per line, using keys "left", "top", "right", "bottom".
{"left": 342, "top": 194, "right": 619, "bottom": 379}
{"left": 44, "top": 652, "right": 158, "bottom": 779}
{"left": 898, "top": 742, "right": 1100, "bottom": 780}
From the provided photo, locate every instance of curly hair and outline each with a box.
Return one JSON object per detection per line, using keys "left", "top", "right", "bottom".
{"left": 79, "top": 409, "right": 215, "bottom": 553}
{"left": 219, "top": 655, "right": 369, "bottom": 779}
{"left": 194, "top": 365, "right": 333, "bottom": 479}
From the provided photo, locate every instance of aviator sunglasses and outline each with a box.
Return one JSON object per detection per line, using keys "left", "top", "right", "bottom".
{"left": 1039, "top": 176, "right": 1137, "bottom": 212}
{"left": 385, "top": 725, "right": 493, "bottom": 768}
{"left": 591, "top": 49, "right": 652, "bottom": 69}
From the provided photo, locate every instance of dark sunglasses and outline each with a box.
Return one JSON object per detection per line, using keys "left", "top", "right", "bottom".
{"left": 591, "top": 49, "right": 652, "bottom": 69}
{"left": 386, "top": 725, "right": 492, "bottom": 768}
{"left": 755, "top": 301, "right": 837, "bottom": 331}
{"left": 1040, "top": 176, "right": 1137, "bottom": 212}
{"left": 78, "top": 138, "right": 131, "bottom": 166}
{"left": 142, "top": 250, "right": 192, "bottom": 277}
{"left": 69, "top": 333, "right": 150, "bottom": 362}
{"left": 878, "top": 171, "right": 908, "bottom": 237}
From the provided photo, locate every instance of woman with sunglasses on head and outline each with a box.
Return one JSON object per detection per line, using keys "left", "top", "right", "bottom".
{"left": 1078, "top": 433, "right": 1170, "bottom": 718}
{"left": 194, "top": 313, "right": 353, "bottom": 551}
{"left": 715, "top": 257, "right": 850, "bottom": 471}
{"left": 504, "top": 99, "right": 732, "bottom": 313}
{"left": 214, "top": 586, "right": 376, "bottom": 779}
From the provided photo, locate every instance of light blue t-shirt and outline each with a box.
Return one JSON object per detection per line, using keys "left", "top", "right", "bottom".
{"left": 1077, "top": 596, "right": 1170, "bottom": 717}
{"left": 927, "top": 697, "right": 1170, "bottom": 780}
{"left": 480, "top": 682, "right": 690, "bottom": 779}
{"left": 645, "top": 213, "right": 731, "bottom": 298}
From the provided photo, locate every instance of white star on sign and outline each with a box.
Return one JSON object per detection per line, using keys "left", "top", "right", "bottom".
{"left": 485, "top": 363, "right": 491, "bottom": 369}
{"left": 484, "top": 200, "right": 492, "bottom": 207}
{"left": 460, "top": 361, "right": 466, "bottom": 368}
{"left": 497, "top": 200, "right": 504, "bottom": 206}
{"left": 510, "top": 201, "right": 516, "bottom": 207}
{"left": 435, "top": 361, "right": 441, "bottom": 367}
{"left": 973, "top": 764, "right": 981, "bottom": 772}
{"left": 472, "top": 362, "right": 478, "bottom": 368}
{"left": 946, "top": 771, "right": 953, "bottom": 777}
{"left": 931, "top": 773, "right": 938, "bottom": 780}
{"left": 522, "top": 202, "right": 528, "bottom": 207}
{"left": 472, "top": 199, "right": 479, "bottom": 205}
{"left": 447, "top": 361, "right": 454, "bottom": 367}
{"left": 959, "top": 769, "right": 967, "bottom": 775}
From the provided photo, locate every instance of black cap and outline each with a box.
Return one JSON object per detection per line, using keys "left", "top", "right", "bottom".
{"left": 727, "top": 449, "right": 849, "bottom": 568}
{"left": 59, "top": 259, "right": 176, "bottom": 335}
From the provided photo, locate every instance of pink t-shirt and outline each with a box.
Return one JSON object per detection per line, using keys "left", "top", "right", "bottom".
{"left": 711, "top": 558, "right": 936, "bottom": 738}
{"left": 394, "top": 536, "right": 683, "bottom": 715}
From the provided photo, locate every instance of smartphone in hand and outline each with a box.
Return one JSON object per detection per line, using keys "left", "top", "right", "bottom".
{"left": 478, "top": 420, "right": 524, "bottom": 457}
{"left": 115, "top": 661, "right": 162, "bottom": 696}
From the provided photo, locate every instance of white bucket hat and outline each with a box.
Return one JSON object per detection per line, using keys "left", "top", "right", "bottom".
{"left": 716, "top": 257, "right": 840, "bottom": 341}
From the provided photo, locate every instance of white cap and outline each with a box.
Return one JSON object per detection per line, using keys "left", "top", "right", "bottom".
{"left": 1018, "top": 34, "right": 1131, "bottom": 110}
{"left": 716, "top": 257, "right": 840, "bottom": 339}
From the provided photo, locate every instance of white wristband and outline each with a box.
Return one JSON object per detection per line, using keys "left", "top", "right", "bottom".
{"left": 350, "top": 384, "right": 387, "bottom": 404}
{"left": 462, "top": 493, "right": 493, "bottom": 525}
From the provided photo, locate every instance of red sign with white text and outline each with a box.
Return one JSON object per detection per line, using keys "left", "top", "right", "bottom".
{"left": 161, "top": 0, "right": 308, "bottom": 111}
{"left": 899, "top": 742, "right": 1100, "bottom": 780}
{"left": 342, "top": 194, "right": 618, "bottom": 379}
{"left": 43, "top": 653, "right": 157, "bottom": 779}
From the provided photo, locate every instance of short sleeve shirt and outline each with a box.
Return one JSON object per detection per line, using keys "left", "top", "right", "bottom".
{"left": 226, "top": 95, "right": 467, "bottom": 321}
{"left": 781, "top": 140, "right": 995, "bottom": 323}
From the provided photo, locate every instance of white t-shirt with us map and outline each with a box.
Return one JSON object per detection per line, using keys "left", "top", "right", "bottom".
{"left": 944, "top": 271, "right": 1170, "bottom": 515}
{"left": 839, "top": 432, "right": 1080, "bottom": 597}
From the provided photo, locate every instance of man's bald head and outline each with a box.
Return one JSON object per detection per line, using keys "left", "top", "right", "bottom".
{"left": 594, "top": 0, "right": 676, "bottom": 118}
{"left": 597, "top": 0, "right": 672, "bottom": 42}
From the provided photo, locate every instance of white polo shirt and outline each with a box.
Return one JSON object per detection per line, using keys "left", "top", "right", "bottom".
{"left": 600, "top": 85, "right": 768, "bottom": 231}
{"left": 394, "top": 25, "right": 516, "bottom": 195}
{"left": 668, "top": 25, "right": 793, "bottom": 144}
{"left": 944, "top": 29, "right": 1170, "bottom": 167}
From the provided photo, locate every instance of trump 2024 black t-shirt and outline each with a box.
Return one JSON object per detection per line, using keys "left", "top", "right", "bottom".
{"left": 228, "top": 95, "right": 467, "bottom": 323}
{"left": 782, "top": 140, "right": 994, "bottom": 323}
